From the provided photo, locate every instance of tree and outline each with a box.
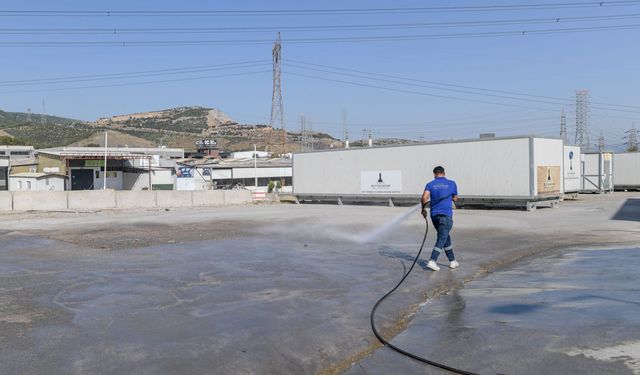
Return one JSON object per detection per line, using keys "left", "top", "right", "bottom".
{"left": 0, "top": 136, "right": 27, "bottom": 145}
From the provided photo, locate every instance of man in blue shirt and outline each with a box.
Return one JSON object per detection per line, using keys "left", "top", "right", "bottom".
{"left": 421, "top": 166, "right": 459, "bottom": 271}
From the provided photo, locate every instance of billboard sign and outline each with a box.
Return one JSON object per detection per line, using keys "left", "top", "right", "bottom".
{"left": 361, "top": 170, "right": 402, "bottom": 194}
{"left": 196, "top": 139, "right": 217, "bottom": 149}
{"left": 176, "top": 167, "right": 193, "bottom": 178}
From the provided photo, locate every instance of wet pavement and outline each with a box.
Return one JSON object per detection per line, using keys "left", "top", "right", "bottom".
{"left": 0, "top": 193, "right": 639, "bottom": 374}
{"left": 346, "top": 247, "right": 640, "bottom": 375}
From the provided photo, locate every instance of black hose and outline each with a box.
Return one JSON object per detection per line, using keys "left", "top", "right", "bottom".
{"left": 369, "top": 215, "right": 480, "bottom": 375}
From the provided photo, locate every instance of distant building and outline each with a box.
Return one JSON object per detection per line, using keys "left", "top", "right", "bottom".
{"left": 35, "top": 147, "right": 184, "bottom": 191}
{"left": 9, "top": 172, "right": 66, "bottom": 191}
{"left": 0, "top": 145, "right": 35, "bottom": 160}
{"left": 230, "top": 150, "right": 270, "bottom": 159}
{"left": 10, "top": 158, "right": 38, "bottom": 174}
{"left": 176, "top": 157, "right": 292, "bottom": 192}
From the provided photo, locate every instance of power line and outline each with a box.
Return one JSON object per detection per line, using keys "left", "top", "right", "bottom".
{"left": 2, "top": 2, "right": 639, "bottom": 16}
{"left": 284, "top": 61, "right": 640, "bottom": 114}
{"left": 3, "top": 23, "right": 640, "bottom": 47}
{"left": 0, "top": 60, "right": 271, "bottom": 87}
{"left": 0, "top": 70, "right": 271, "bottom": 94}
{"left": 287, "top": 59, "right": 640, "bottom": 111}
{"left": 4, "top": 13, "right": 640, "bottom": 34}
{"left": 285, "top": 70, "right": 561, "bottom": 112}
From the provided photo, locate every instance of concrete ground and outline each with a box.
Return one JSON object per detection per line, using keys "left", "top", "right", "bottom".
{"left": 0, "top": 193, "right": 639, "bottom": 375}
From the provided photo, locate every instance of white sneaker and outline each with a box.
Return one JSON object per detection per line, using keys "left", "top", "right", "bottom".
{"left": 449, "top": 260, "right": 460, "bottom": 269}
{"left": 427, "top": 260, "right": 440, "bottom": 271}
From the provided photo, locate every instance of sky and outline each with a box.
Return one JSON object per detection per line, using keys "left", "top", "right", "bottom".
{"left": 0, "top": 0, "right": 639, "bottom": 150}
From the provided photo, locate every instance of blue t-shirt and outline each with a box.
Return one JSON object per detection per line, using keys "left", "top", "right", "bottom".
{"left": 425, "top": 177, "right": 458, "bottom": 217}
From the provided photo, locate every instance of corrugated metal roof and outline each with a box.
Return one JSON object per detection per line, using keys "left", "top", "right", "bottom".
{"left": 37, "top": 147, "right": 184, "bottom": 158}
{"left": 10, "top": 172, "right": 67, "bottom": 179}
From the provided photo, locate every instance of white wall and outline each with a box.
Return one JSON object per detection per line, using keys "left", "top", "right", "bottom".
{"left": 294, "top": 137, "right": 535, "bottom": 198}
{"left": 10, "top": 176, "right": 65, "bottom": 191}
{"left": 613, "top": 152, "right": 640, "bottom": 187}
{"left": 122, "top": 170, "right": 174, "bottom": 190}
{"left": 94, "top": 170, "right": 123, "bottom": 190}
{"left": 563, "top": 145, "right": 582, "bottom": 193}
{"left": 232, "top": 167, "right": 291, "bottom": 179}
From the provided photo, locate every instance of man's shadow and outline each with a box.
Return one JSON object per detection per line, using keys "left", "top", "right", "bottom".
{"left": 379, "top": 246, "right": 429, "bottom": 271}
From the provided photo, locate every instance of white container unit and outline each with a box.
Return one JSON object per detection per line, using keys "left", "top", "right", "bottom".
{"left": 563, "top": 145, "right": 582, "bottom": 198}
{"left": 293, "top": 136, "right": 564, "bottom": 210}
{"left": 581, "top": 152, "right": 614, "bottom": 193}
{"left": 613, "top": 152, "right": 640, "bottom": 190}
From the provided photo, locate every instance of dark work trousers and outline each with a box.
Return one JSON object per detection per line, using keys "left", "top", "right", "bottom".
{"left": 429, "top": 214, "right": 455, "bottom": 262}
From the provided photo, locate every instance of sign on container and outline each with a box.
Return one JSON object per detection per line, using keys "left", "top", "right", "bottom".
{"left": 361, "top": 170, "right": 402, "bottom": 194}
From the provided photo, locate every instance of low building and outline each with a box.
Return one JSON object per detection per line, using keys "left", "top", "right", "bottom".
{"left": 36, "top": 147, "right": 183, "bottom": 190}
{"left": 9, "top": 157, "right": 38, "bottom": 174}
{"left": 9, "top": 172, "right": 67, "bottom": 191}
{"left": 0, "top": 145, "right": 35, "bottom": 160}
{"left": 176, "top": 157, "right": 292, "bottom": 192}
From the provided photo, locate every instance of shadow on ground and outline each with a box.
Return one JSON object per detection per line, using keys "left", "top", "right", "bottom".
{"left": 611, "top": 198, "right": 640, "bottom": 221}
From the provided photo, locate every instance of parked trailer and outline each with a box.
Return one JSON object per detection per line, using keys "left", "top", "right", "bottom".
{"left": 293, "top": 136, "right": 564, "bottom": 211}
{"left": 613, "top": 152, "right": 640, "bottom": 191}
{"left": 563, "top": 145, "right": 582, "bottom": 199}
{"left": 581, "top": 151, "right": 614, "bottom": 193}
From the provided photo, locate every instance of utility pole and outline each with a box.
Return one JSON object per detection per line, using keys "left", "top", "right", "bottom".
{"left": 299, "top": 114, "right": 306, "bottom": 152}
{"left": 41, "top": 99, "right": 47, "bottom": 125}
{"left": 308, "top": 118, "right": 313, "bottom": 151}
{"left": 626, "top": 123, "right": 638, "bottom": 152}
{"left": 368, "top": 128, "right": 373, "bottom": 147}
{"left": 269, "top": 32, "right": 285, "bottom": 155}
{"left": 575, "top": 89, "right": 590, "bottom": 151}
{"left": 254, "top": 144, "right": 258, "bottom": 188}
{"left": 344, "top": 128, "right": 350, "bottom": 148}
{"left": 103, "top": 131, "right": 108, "bottom": 190}
{"left": 560, "top": 107, "right": 567, "bottom": 143}
{"left": 342, "top": 109, "right": 348, "bottom": 148}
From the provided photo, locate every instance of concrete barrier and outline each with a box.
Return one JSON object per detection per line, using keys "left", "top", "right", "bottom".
{"left": 224, "top": 190, "right": 252, "bottom": 205}
{"left": 68, "top": 190, "right": 116, "bottom": 210}
{"left": 192, "top": 191, "right": 225, "bottom": 207}
{"left": 5, "top": 189, "right": 254, "bottom": 212}
{"left": 116, "top": 190, "right": 156, "bottom": 209}
{"left": 12, "top": 191, "right": 68, "bottom": 211}
{"left": 0, "top": 192, "right": 12, "bottom": 211}
{"left": 156, "top": 191, "right": 193, "bottom": 208}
